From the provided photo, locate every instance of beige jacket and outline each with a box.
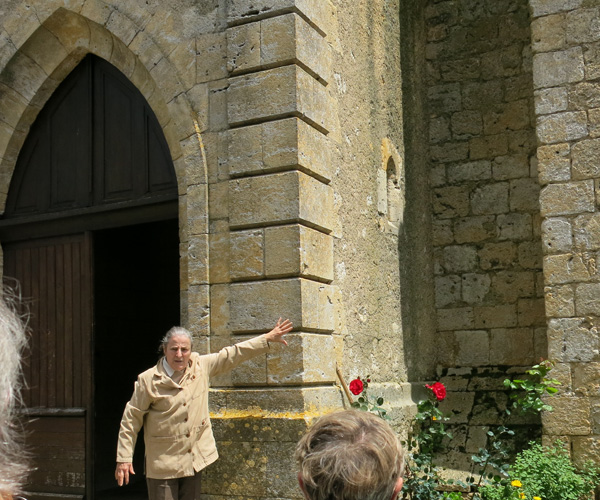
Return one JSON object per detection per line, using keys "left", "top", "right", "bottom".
{"left": 116, "top": 335, "right": 270, "bottom": 479}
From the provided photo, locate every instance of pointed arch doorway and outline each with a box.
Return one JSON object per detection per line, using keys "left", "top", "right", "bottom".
{"left": 0, "top": 55, "right": 181, "bottom": 500}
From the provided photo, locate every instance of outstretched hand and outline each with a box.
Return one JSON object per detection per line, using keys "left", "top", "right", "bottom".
{"left": 264, "top": 318, "right": 293, "bottom": 346}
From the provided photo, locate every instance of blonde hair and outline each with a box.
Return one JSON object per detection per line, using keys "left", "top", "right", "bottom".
{"left": 296, "top": 410, "right": 405, "bottom": 500}
{"left": 0, "top": 287, "right": 29, "bottom": 496}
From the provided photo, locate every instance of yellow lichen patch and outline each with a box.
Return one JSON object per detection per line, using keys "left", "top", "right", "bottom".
{"left": 209, "top": 404, "right": 335, "bottom": 421}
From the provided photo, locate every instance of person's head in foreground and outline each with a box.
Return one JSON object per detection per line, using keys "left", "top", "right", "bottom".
{"left": 295, "top": 409, "right": 405, "bottom": 500}
{"left": 0, "top": 291, "right": 29, "bottom": 499}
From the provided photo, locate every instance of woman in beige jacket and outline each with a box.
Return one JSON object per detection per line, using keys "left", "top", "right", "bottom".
{"left": 115, "top": 318, "right": 292, "bottom": 500}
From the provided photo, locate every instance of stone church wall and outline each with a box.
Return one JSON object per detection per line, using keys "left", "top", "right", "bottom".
{"left": 425, "top": 0, "right": 546, "bottom": 470}
{"left": 0, "top": 0, "right": 415, "bottom": 498}
{"left": 530, "top": 0, "right": 600, "bottom": 465}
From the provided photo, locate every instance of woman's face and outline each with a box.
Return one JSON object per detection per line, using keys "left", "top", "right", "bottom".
{"left": 163, "top": 335, "right": 191, "bottom": 372}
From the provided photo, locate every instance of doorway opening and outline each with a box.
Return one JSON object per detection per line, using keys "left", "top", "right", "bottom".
{"left": 93, "top": 218, "right": 180, "bottom": 499}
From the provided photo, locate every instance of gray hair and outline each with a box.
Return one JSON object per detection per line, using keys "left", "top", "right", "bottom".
{"left": 159, "top": 326, "right": 192, "bottom": 352}
{"left": 0, "top": 287, "right": 29, "bottom": 497}
{"left": 296, "top": 410, "right": 405, "bottom": 500}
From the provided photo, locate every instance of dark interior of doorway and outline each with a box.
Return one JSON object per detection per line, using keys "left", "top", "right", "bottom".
{"left": 93, "top": 218, "right": 180, "bottom": 499}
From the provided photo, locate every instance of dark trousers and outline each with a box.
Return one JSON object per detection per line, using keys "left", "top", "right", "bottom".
{"left": 147, "top": 470, "right": 202, "bottom": 500}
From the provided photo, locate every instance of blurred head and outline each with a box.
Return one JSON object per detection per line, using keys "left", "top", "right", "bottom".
{"left": 161, "top": 327, "right": 192, "bottom": 372}
{"left": 296, "top": 410, "right": 405, "bottom": 500}
{"left": 0, "top": 290, "right": 29, "bottom": 497}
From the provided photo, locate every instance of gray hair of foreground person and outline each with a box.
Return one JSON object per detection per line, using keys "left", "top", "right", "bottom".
{"left": 159, "top": 326, "right": 192, "bottom": 351}
{"left": 0, "top": 291, "right": 29, "bottom": 497}
{"left": 295, "top": 410, "right": 405, "bottom": 500}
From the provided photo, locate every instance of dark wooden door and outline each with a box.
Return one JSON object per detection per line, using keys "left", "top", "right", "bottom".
{"left": 1, "top": 54, "right": 179, "bottom": 500}
{"left": 4, "top": 233, "right": 93, "bottom": 500}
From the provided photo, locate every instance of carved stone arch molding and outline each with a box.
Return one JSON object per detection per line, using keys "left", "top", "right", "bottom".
{"left": 0, "top": 6, "right": 205, "bottom": 215}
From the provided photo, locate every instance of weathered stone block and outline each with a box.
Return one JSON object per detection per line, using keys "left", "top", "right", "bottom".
{"left": 473, "top": 304, "right": 518, "bottom": 328}
{"left": 531, "top": 13, "right": 566, "bottom": 53}
{"left": 432, "top": 186, "right": 470, "bottom": 219}
{"left": 211, "top": 386, "right": 342, "bottom": 414}
{"left": 575, "top": 282, "right": 600, "bottom": 315}
{"left": 533, "top": 47, "right": 584, "bottom": 89}
{"left": 227, "top": 65, "right": 331, "bottom": 133}
{"left": 572, "top": 436, "right": 600, "bottom": 468}
{"left": 461, "top": 273, "right": 491, "bottom": 304}
{"left": 588, "top": 108, "right": 600, "bottom": 138}
{"left": 227, "top": 0, "right": 336, "bottom": 37}
{"left": 497, "top": 213, "right": 532, "bottom": 241}
{"left": 492, "top": 154, "right": 530, "bottom": 180}
{"left": 545, "top": 284, "right": 575, "bottom": 318}
{"left": 228, "top": 118, "right": 331, "bottom": 182}
{"left": 569, "top": 82, "right": 600, "bottom": 111}
{"left": 229, "top": 171, "right": 333, "bottom": 232}
{"left": 509, "top": 178, "right": 540, "bottom": 212}
{"left": 210, "top": 284, "right": 231, "bottom": 336}
{"left": 264, "top": 14, "right": 330, "bottom": 82}
{"left": 536, "top": 111, "right": 588, "bottom": 144}
{"left": 491, "top": 271, "right": 535, "bottom": 302}
{"left": 540, "top": 180, "right": 595, "bottom": 217}
{"left": 518, "top": 241, "right": 543, "bottom": 269}
{"left": 573, "top": 138, "right": 600, "bottom": 180}
{"left": 437, "top": 307, "right": 474, "bottom": 331}
{"left": 267, "top": 332, "right": 335, "bottom": 384}
{"left": 541, "top": 217, "right": 573, "bottom": 253}
{"left": 573, "top": 213, "right": 600, "bottom": 250}
{"left": 470, "top": 134, "right": 509, "bottom": 160}
{"left": 456, "top": 330, "right": 489, "bottom": 366}
{"left": 454, "top": 216, "right": 496, "bottom": 244}
{"left": 544, "top": 252, "right": 599, "bottom": 285}
{"left": 529, "top": 0, "right": 583, "bottom": 18}
{"left": 188, "top": 233, "right": 209, "bottom": 286}
{"left": 483, "top": 100, "right": 531, "bottom": 135}
{"left": 432, "top": 219, "right": 454, "bottom": 246}
{"left": 230, "top": 278, "right": 334, "bottom": 332}
{"left": 196, "top": 32, "right": 228, "bottom": 84}
{"left": 227, "top": 22, "right": 261, "bottom": 74}
{"left": 490, "top": 327, "right": 535, "bottom": 365}
{"left": 517, "top": 298, "right": 546, "bottom": 327}
{"left": 537, "top": 143, "right": 571, "bottom": 184}
{"left": 188, "top": 284, "right": 210, "bottom": 336}
{"left": 430, "top": 116, "right": 451, "bottom": 144}
{"left": 430, "top": 141, "right": 469, "bottom": 163}
{"left": 548, "top": 317, "right": 600, "bottom": 362}
{"left": 583, "top": 41, "right": 600, "bottom": 81}
{"left": 450, "top": 110, "right": 483, "bottom": 138}
{"left": 428, "top": 83, "right": 461, "bottom": 113}
{"left": 471, "top": 182, "right": 509, "bottom": 215}
{"left": 442, "top": 245, "right": 478, "bottom": 273}
{"left": 566, "top": 7, "right": 600, "bottom": 44}
{"left": 0, "top": 82, "right": 31, "bottom": 131}
{"left": 0, "top": 51, "right": 48, "bottom": 103}
{"left": 435, "top": 275, "right": 461, "bottom": 308}
{"left": 542, "top": 396, "right": 590, "bottom": 435}
{"left": 535, "top": 87, "right": 568, "bottom": 115}
{"left": 265, "top": 224, "right": 333, "bottom": 281}
{"left": 572, "top": 362, "right": 600, "bottom": 398}
{"left": 230, "top": 229, "right": 265, "bottom": 280}
{"left": 206, "top": 221, "right": 228, "bottom": 281}
{"left": 479, "top": 241, "right": 517, "bottom": 270}
{"left": 228, "top": 14, "right": 331, "bottom": 84}
{"left": 447, "top": 160, "right": 490, "bottom": 183}
{"left": 463, "top": 81, "right": 503, "bottom": 110}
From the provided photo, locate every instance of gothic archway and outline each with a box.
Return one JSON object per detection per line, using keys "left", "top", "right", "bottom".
{"left": 1, "top": 54, "right": 180, "bottom": 500}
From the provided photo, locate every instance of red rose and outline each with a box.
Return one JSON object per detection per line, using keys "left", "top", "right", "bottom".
{"left": 426, "top": 382, "right": 446, "bottom": 401}
{"left": 349, "top": 378, "right": 364, "bottom": 395}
